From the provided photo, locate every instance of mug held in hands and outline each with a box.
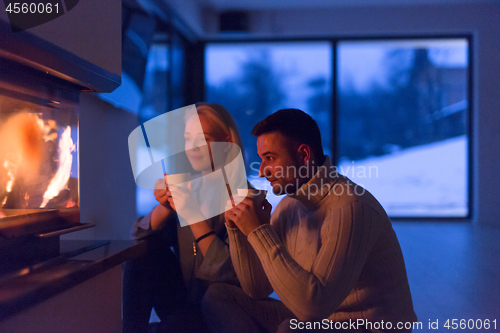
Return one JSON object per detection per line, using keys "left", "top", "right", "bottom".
{"left": 237, "top": 188, "right": 268, "bottom": 208}
{"left": 165, "top": 173, "right": 191, "bottom": 187}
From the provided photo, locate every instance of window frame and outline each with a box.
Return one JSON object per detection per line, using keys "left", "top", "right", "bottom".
{"left": 201, "top": 34, "right": 473, "bottom": 221}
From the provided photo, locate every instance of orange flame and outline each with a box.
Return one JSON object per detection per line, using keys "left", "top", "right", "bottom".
{"left": 3, "top": 160, "right": 16, "bottom": 193}
{"left": 0, "top": 113, "right": 45, "bottom": 207}
{"left": 2, "top": 159, "right": 17, "bottom": 205}
{"left": 40, "top": 126, "right": 74, "bottom": 208}
{"left": 0, "top": 113, "right": 77, "bottom": 211}
{"left": 65, "top": 198, "right": 77, "bottom": 208}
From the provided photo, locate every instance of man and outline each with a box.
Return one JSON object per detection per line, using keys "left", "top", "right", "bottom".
{"left": 202, "top": 109, "right": 417, "bottom": 332}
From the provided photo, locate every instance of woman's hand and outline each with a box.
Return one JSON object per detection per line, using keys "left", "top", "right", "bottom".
{"left": 150, "top": 178, "right": 175, "bottom": 230}
{"left": 167, "top": 181, "right": 205, "bottom": 224}
{"left": 154, "top": 178, "right": 173, "bottom": 209}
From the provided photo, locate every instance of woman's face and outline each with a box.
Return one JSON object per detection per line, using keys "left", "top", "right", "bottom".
{"left": 184, "top": 114, "right": 227, "bottom": 174}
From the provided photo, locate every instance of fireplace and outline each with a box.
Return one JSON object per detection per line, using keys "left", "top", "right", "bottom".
{"left": 0, "top": 19, "right": 120, "bottom": 273}
{"left": 0, "top": 58, "right": 87, "bottom": 272}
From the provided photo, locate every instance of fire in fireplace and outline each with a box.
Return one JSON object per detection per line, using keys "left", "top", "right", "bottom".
{"left": 0, "top": 58, "right": 89, "bottom": 271}
{"left": 0, "top": 55, "right": 84, "bottom": 239}
{"left": 0, "top": 12, "right": 120, "bottom": 273}
{"left": 0, "top": 97, "right": 79, "bottom": 212}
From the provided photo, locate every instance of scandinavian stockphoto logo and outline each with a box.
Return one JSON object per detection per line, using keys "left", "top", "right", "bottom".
{"left": 3, "top": 0, "right": 79, "bottom": 33}
{"left": 128, "top": 104, "right": 249, "bottom": 227}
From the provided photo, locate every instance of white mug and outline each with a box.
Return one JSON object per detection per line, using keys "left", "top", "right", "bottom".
{"left": 237, "top": 188, "right": 267, "bottom": 207}
{"left": 165, "top": 173, "right": 191, "bottom": 186}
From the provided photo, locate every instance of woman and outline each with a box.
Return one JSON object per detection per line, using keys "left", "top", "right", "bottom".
{"left": 123, "top": 103, "right": 247, "bottom": 333}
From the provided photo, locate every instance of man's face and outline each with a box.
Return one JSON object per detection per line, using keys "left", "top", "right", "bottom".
{"left": 257, "top": 132, "right": 303, "bottom": 195}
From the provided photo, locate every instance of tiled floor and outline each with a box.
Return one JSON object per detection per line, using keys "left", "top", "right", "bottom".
{"left": 393, "top": 222, "right": 500, "bottom": 331}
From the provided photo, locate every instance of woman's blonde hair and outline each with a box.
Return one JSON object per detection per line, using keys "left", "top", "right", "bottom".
{"left": 186, "top": 102, "right": 245, "bottom": 162}
{"left": 185, "top": 103, "right": 246, "bottom": 189}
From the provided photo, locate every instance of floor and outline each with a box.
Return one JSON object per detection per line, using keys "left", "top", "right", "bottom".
{"left": 149, "top": 222, "right": 500, "bottom": 330}
{"left": 393, "top": 222, "right": 500, "bottom": 331}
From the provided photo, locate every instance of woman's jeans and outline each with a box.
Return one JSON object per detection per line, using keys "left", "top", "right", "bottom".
{"left": 122, "top": 233, "right": 190, "bottom": 333}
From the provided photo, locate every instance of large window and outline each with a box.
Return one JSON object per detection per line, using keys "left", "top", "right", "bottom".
{"left": 136, "top": 42, "right": 170, "bottom": 217}
{"left": 337, "top": 38, "right": 469, "bottom": 217}
{"left": 205, "top": 42, "right": 332, "bottom": 209}
{"left": 136, "top": 31, "right": 188, "bottom": 217}
{"left": 205, "top": 37, "right": 470, "bottom": 219}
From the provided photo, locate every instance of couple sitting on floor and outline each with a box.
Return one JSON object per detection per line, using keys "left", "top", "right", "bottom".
{"left": 123, "top": 103, "right": 417, "bottom": 333}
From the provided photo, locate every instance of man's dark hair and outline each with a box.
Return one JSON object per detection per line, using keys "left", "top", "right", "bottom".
{"left": 252, "top": 108, "right": 325, "bottom": 164}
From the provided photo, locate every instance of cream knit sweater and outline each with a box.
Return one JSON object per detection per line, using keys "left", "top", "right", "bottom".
{"left": 227, "top": 157, "right": 417, "bottom": 331}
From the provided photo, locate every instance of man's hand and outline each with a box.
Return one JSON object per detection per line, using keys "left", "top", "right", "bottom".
{"left": 225, "top": 197, "right": 272, "bottom": 236}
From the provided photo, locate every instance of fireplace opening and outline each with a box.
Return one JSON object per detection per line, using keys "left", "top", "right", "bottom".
{"left": 0, "top": 57, "right": 91, "bottom": 273}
